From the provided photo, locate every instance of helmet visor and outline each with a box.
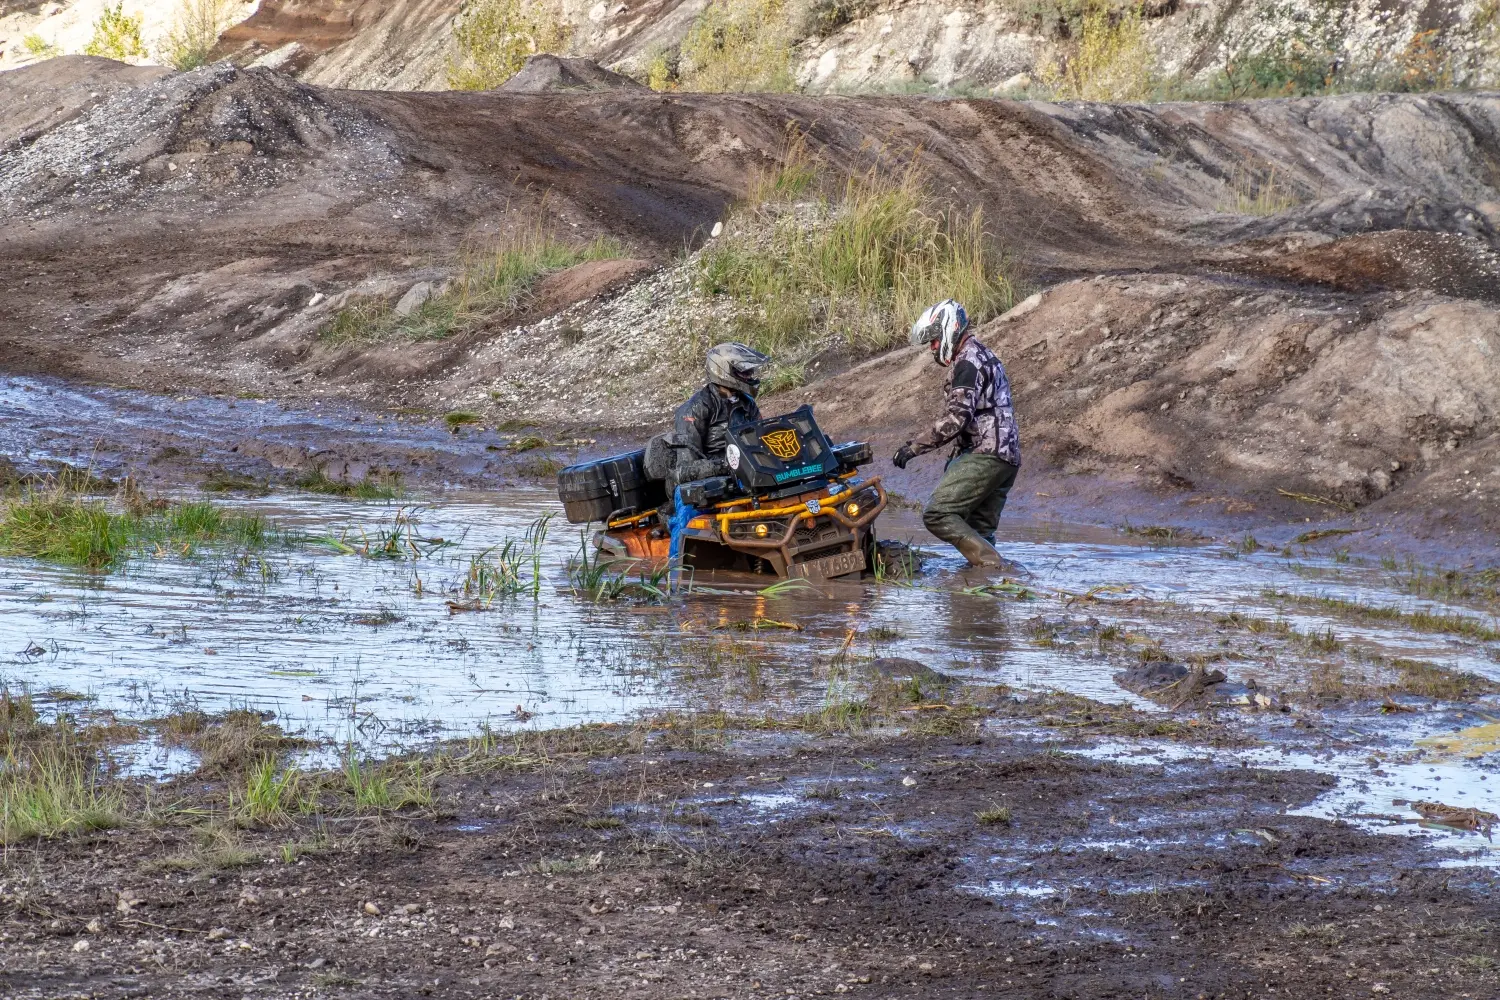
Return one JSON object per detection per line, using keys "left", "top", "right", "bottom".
{"left": 731, "top": 361, "right": 765, "bottom": 389}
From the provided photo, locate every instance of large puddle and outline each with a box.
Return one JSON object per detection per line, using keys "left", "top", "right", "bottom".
{"left": 1, "top": 376, "right": 1498, "bottom": 854}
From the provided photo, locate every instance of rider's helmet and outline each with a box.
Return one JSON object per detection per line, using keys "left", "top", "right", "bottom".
{"left": 908, "top": 300, "right": 970, "bottom": 367}
{"left": 706, "top": 342, "right": 772, "bottom": 398}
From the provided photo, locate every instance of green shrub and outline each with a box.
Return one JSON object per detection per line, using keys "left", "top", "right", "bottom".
{"left": 447, "top": 0, "right": 572, "bottom": 91}
{"left": 1036, "top": 1, "right": 1155, "bottom": 101}
{"left": 159, "top": 0, "right": 236, "bottom": 71}
{"left": 83, "top": 3, "right": 148, "bottom": 62}
{"left": 643, "top": 47, "right": 678, "bottom": 91}
{"left": 678, "top": 0, "right": 798, "bottom": 92}
{"left": 22, "top": 33, "right": 61, "bottom": 58}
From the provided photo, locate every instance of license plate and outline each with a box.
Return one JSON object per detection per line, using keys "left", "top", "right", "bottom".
{"left": 791, "top": 549, "right": 866, "bottom": 581}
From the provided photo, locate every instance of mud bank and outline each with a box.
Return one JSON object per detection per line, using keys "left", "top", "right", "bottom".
{"left": 2, "top": 719, "right": 1498, "bottom": 1000}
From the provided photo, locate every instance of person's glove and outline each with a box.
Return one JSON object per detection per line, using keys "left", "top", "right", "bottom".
{"left": 892, "top": 444, "right": 916, "bottom": 470}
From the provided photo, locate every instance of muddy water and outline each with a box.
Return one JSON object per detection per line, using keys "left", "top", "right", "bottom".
{"left": 1, "top": 376, "right": 1498, "bottom": 853}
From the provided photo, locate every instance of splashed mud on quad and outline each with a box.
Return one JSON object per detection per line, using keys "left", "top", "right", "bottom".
{"left": 558, "top": 406, "right": 887, "bottom": 581}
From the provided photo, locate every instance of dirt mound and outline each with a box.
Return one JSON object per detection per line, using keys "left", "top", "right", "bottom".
{"left": 0, "top": 56, "right": 170, "bottom": 153}
{"left": 0, "top": 62, "right": 390, "bottom": 216}
{"left": 792, "top": 266, "right": 1500, "bottom": 555}
{"left": 498, "top": 55, "right": 648, "bottom": 94}
{"left": 1235, "top": 230, "right": 1500, "bottom": 302}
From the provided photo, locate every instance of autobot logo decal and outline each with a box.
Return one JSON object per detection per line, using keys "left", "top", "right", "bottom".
{"left": 760, "top": 429, "right": 801, "bottom": 460}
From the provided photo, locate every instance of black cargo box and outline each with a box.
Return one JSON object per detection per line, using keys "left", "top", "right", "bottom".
{"left": 556, "top": 449, "right": 666, "bottom": 523}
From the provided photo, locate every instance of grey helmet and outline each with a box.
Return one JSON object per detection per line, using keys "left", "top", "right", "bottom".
{"left": 706, "top": 342, "right": 771, "bottom": 398}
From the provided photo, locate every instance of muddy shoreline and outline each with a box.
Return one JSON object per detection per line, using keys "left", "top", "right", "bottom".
{"left": 2, "top": 713, "right": 1498, "bottom": 1000}
{"left": 1, "top": 375, "right": 1499, "bottom": 998}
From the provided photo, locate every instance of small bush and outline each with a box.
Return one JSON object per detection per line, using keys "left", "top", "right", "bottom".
{"left": 1037, "top": 1, "right": 1154, "bottom": 101}
{"left": 643, "top": 47, "right": 678, "bottom": 91}
{"left": 159, "top": 0, "right": 236, "bottom": 71}
{"left": 678, "top": 0, "right": 797, "bottom": 92}
{"left": 448, "top": 0, "right": 572, "bottom": 91}
{"left": 23, "top": 33, "right": 61, "bottom": 58}
{"left": 83, "top": 3, "right": 148, "bottom": 61}
{"left": 808, "top": 0, "right": 878, "bottom": 37}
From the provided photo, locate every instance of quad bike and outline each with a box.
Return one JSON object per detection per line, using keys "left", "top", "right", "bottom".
{"left": 555, "top": 405, "right": 886, "bottom": 581}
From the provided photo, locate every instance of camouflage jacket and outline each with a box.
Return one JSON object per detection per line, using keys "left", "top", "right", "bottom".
{"left": 910, "top": 336, "right": 1021, "bottom": 466}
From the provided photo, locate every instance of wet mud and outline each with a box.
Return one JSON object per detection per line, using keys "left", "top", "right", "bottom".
{"left": 2, "top": 729, "right": 1498, "bottom": 999}
{"left": 1, "top": 380, "right": 1499, "bottom": 997}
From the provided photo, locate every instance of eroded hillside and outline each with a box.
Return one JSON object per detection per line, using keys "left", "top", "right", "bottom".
{"left": 2, "top": 56, "right": 1499, "bottom": 554}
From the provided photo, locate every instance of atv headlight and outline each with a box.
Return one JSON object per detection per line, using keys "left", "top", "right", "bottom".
{"left": 754, "top": 523, "right": 769, "bottom": 538}
{"left": 845, "top": 502, "right": 861, "bottom": 518}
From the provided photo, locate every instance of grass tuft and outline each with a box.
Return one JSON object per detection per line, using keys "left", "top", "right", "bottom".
{"left": 1, "top": 731, "right": 123, "bottom": 844}
{"left": 975, "top": 803, "right": 1012, "bottom": 826}
{"left": 698, "top": 132, "right": 1019, "bottom": 364}
{"left": 1263, "top": 589, "right": 1500, "bottom": 642}
{"left": 234, "top": 757, "right": 310, "bottom": 825}
{"left": 292, "top": 467, "right": 402, "bottom": 501}
{"left": 320, "top": 230, "right": 623, "bottom": 346}
{"left": 340, "top": 752, "right": 433, "bottom": 813}
{"left": 460, "top": 515, "right": 553, "bottom": 606}
{"left": 0, "top": 477, "right": 277, "bottom": 570}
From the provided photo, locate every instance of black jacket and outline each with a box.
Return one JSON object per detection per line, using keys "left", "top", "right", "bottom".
{"left": 673, "top": 384, "right": 760, "bottom": 462}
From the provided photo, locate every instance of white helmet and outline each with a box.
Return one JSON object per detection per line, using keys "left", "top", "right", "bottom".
{"left": 908, "top": 300, "right": 970, "bottom": 366}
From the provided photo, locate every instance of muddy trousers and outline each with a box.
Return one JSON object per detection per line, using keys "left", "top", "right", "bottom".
{"left": 922, "top": 453, "right": 1018, "bottom": 567}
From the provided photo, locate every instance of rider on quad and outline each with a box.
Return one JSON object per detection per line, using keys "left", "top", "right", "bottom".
{"left": 647, "top": 343, "right": 771, "bottom": 497}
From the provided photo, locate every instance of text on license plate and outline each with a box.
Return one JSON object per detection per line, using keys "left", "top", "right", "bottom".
{"left": 791, "top": 549, "right": 866, "bottom": 580}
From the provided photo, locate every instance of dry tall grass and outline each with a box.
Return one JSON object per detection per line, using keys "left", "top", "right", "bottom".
{"left": 321, "top": 228, "right": 624, "bottom": 344}
{"left": 696, "top": 133, "right": 1019, "bottom": 375}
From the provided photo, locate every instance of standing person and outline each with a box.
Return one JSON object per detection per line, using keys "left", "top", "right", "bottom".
{"left": 892, "top": 300, "right": 1022, "bottom": 571}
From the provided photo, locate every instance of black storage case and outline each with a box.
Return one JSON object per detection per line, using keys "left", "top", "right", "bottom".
{"left": 832, "top": 441, "right": 873, "bottom": 468}
{"left": 725, "top": 405, "right": 840, "bottom": 495}
{"left": 556, "top": 449, "right": 666, "bottom": 524}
